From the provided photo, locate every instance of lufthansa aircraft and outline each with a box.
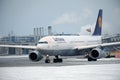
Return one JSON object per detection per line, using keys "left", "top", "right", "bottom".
{"left": 0, "top": 9, "right": 120, "bottom": 63}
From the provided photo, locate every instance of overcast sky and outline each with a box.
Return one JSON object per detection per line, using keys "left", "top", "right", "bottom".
{"left": 0, "top": 0, "right": 120, "bottom": 37}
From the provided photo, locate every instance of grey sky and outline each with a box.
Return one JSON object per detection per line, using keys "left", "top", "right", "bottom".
{"left": 0, "top": 0, "right": 120, "bottom": 37}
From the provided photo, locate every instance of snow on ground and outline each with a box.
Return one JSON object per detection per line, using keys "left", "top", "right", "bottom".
{"left": 0, "top": 64, "right": 120, "bottom": 80}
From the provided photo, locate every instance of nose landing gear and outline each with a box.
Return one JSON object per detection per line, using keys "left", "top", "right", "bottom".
{"left": 45, "top": 55, "right": 50, "bottom": 63}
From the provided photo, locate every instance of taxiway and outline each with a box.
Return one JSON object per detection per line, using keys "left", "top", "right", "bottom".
{"left": 0, "top": 55, "right": 120, "bottom": 67}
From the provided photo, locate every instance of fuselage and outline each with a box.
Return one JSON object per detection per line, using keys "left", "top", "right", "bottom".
{"left": 36, "top": 35, "right": 101, "bottom": 56}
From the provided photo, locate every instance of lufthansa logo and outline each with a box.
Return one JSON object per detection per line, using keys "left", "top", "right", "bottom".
{"left": 98, "top": 17, "right": 102, "bottom": 27}
{"left": 53, "top": 38, "right": 65, "bottom": 42}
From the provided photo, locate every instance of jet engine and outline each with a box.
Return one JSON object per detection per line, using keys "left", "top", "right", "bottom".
{"left": 29, "top": 51, "right": 43, "bottom": 61}
{"left": 89, "top": 47, "right": 107, "bottom": 60}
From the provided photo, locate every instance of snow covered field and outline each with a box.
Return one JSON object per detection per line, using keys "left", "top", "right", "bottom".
{"left": 0, "top": 64, "right": 120, "bottom": 80}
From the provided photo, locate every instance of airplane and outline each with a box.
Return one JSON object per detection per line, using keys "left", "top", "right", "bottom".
{"left": 0, "top": 9, "right": 120, "bottom": 63}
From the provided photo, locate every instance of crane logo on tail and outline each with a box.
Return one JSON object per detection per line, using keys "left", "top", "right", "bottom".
{"left": 98, "top": 16, "right": 102, "bottom": 28}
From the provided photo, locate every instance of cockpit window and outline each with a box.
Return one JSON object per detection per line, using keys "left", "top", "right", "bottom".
{"left": 38, "top": 41, "right": 48, "bottom": 44}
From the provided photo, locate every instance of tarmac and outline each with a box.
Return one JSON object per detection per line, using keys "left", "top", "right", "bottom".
{"left": 0, "top": 55, "right": 120, "bottom": 67}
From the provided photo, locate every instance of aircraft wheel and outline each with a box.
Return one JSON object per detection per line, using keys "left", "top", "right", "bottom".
{"left": 53, "top": 58, "right": 63, "bottom": 63}
{"left": 88, "top": 57, "right": 97, "bottom": 61}
{"left": 45, "top": 59, "right": 50, "bottom": 63}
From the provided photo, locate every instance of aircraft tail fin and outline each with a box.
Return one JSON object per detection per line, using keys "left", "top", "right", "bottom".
{"left": 92, "top": 9, "right": 103, "bottom": 36}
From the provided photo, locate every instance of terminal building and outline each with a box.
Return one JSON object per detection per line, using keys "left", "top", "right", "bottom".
{"left": 0, "top": 26, "right": 53, "bottom": 55}
{"left": 102, "top": 34, "right": 120, "bottom": 43}
{"left": 0, "top": 35, "right": 35, "bottom": 55}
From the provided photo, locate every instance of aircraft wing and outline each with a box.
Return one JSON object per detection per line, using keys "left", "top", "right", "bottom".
{"left": 74, "top": 42, "right": 120, "bottom": 50}
{"left": 0, "top": 44, "right": 36, "bottom": 49}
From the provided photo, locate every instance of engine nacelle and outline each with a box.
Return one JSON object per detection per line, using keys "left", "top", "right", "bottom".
{"left": 89, "top": 48, "right": 107, "bottom": 59}
{"left": 29, "top": 51, "right": 43, "bottom": 61}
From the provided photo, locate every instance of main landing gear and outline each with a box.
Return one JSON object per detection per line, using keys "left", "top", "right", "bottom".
{"left": 45, "top": 55, "right": 63, "bottom": 63}
{"left": 53, "top": 55, "right": 63, "bottom": 63}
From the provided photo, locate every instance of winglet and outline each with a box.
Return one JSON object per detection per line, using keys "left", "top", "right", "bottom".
{"left": 92, "top": 9, "right": 103, "bottom": 36}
